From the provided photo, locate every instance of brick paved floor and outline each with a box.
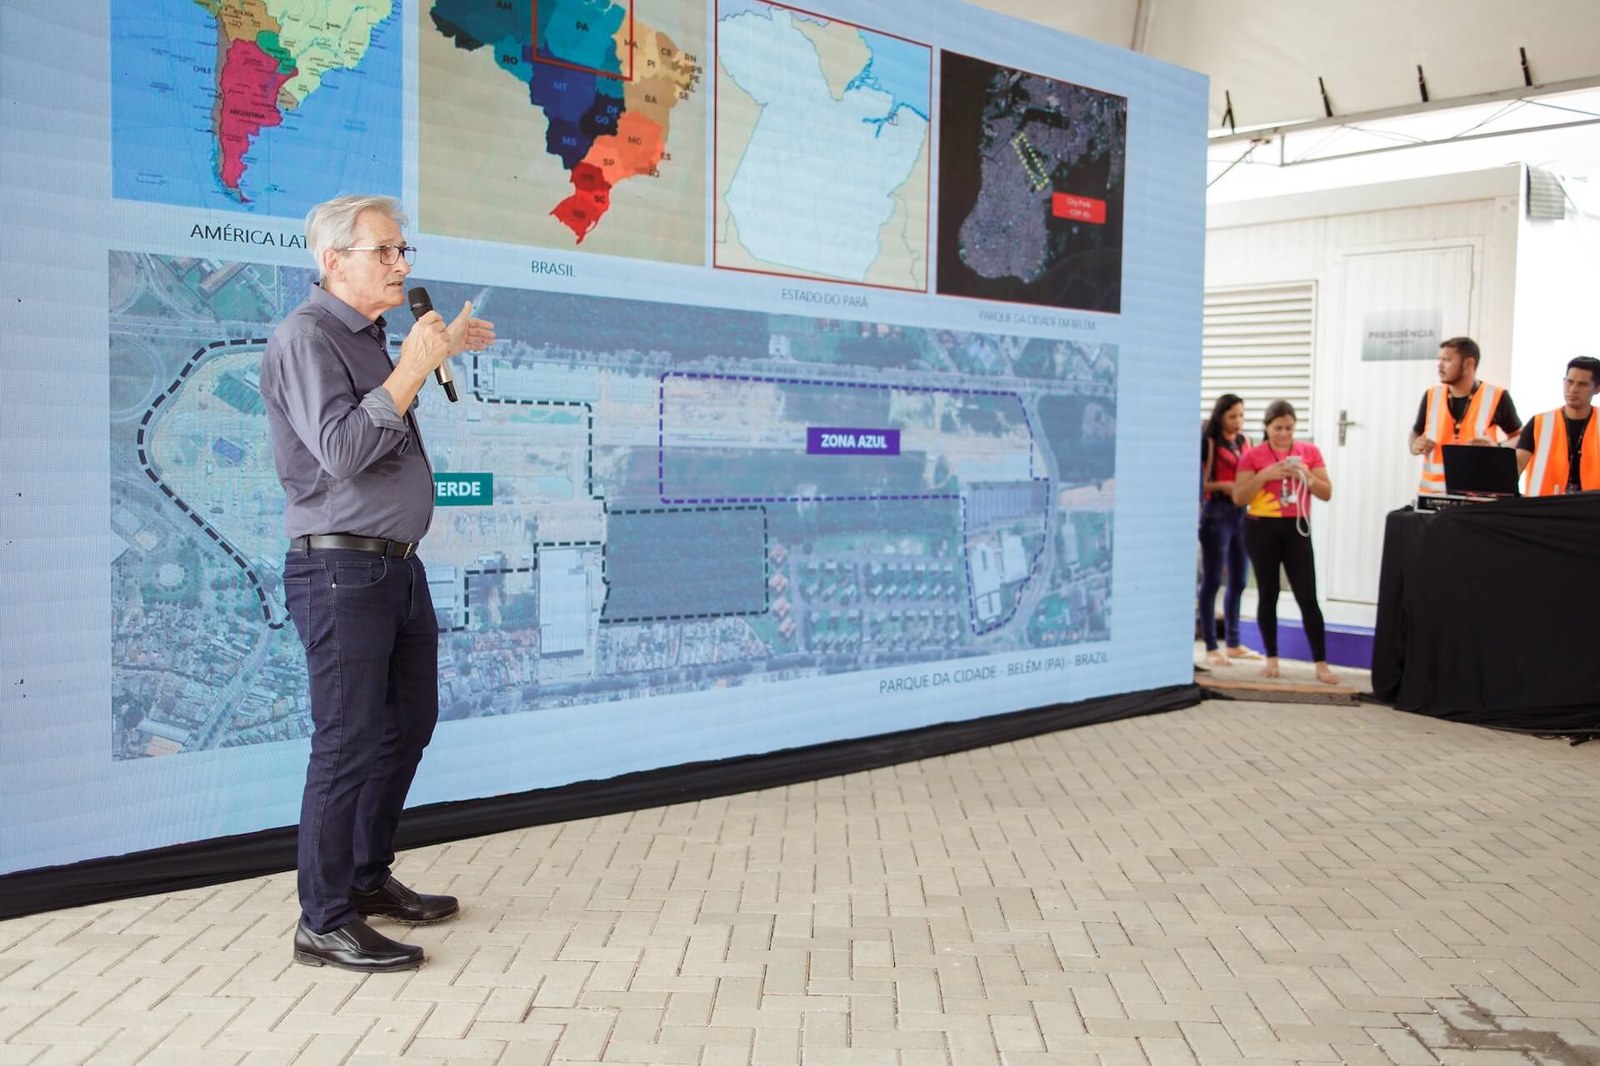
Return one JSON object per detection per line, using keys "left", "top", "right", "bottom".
{"left": 3, "top": 699, "right": 1598, "bottom": 1065}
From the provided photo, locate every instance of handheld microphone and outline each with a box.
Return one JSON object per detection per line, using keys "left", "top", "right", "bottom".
{"left": 406, "top": 286, "right": 458, "bottom": 403}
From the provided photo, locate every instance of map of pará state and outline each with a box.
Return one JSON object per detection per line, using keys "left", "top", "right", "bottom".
{"left": 422, "top": 0, "right": 705, "bottom": 263}
{"left": 714, "top": 1, "right": 931, "bottom": 290}
{"left": 112, "top": 0, "right": 400, "bottom": 214}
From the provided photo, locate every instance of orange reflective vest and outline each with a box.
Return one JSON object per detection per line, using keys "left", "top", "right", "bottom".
{"left": 1418, "top": 382, "right": 1506, "bottom": 495}
{"left": 1522, "top": 408, "right": 1600, "bottom": 496}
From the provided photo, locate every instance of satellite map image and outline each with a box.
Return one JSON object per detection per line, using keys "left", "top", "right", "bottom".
{"left": 936, "top": 51, "right": 1127, "bottom": 313}
{"left": 107, "top": 251, "right": 1116, "bottom": 759}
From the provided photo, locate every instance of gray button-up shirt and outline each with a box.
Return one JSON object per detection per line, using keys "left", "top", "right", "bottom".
{"left": 260, "top": 285, "right": 435, "bottom": 543}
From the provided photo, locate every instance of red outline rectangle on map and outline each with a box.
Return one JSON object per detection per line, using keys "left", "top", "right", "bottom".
{"left": 532, "top": 0, "right": 635, "bottom": 82}
{"left": 712, "top": 0, "right": 933, "bottom": 295}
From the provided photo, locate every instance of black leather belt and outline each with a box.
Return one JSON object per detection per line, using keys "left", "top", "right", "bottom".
{"left": 291, "top": 534, "right": 417, "bottom": 559}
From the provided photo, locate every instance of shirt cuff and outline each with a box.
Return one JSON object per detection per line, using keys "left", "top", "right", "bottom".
{"left": 361, "top": 388, "right": 407, "bottom": 431}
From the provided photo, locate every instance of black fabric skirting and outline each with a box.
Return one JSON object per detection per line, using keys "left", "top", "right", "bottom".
{"left": 1372, "top": 493, "right": 1600, "bottom": 730}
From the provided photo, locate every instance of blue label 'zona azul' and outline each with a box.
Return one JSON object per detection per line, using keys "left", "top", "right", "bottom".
{"left": 806, "top": 427, "right": 901, "bottom": 456}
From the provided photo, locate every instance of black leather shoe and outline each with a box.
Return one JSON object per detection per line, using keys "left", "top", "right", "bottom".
{"left": 351, "top": 877, "right": 460, "bottom": 924}
{"left": 292, "top": 918, "right": 423, "bottom": 972}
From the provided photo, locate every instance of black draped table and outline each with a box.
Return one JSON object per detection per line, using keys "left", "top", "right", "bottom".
{"left": 1371, "top": 493, "right": 1600, "bottom": 730}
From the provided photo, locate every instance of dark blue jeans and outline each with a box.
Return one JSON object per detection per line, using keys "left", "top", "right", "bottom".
{"left": 1198, "top": 496, "right": 1248, "bottom": 650}
{"left": 283, "top": 548, "right": 439, "bottom": 933}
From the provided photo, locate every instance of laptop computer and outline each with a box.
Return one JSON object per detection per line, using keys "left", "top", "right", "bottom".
{"left": 1442, "top": 443, "right": 1521, "bottom": 498}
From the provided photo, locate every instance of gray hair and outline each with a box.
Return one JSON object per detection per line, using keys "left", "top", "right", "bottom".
{"left": 305, "top": 195, "right": 407, "bottom": 280}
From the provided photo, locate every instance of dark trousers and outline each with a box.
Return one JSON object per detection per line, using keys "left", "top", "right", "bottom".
{"left": 1198, "top": 496, "right": 1248, "bottom": 650}
{"left": 283, "top": 548, "right": 439, "bottom": 933}
{"left": 1242, "top": 517, "right": 1327, "bottom": 661}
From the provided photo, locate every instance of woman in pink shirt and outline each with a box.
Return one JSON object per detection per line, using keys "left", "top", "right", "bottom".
{"left": 1231, "top": 400, "right": 1338, "bottom": 684}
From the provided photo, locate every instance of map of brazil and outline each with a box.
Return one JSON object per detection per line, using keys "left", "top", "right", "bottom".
{"left": 422, "top": 0, "right": 705, "bottom": 263}
{"left": 112, "top": 0, "right": 401, "bottom": 214}
{"left": 715, "top": 1, "right": 931, "bottom": 290}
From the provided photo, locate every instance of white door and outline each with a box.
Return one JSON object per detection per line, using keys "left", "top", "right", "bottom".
{"left": 1325, "top": 245, "right": 1476, "bottom": 605}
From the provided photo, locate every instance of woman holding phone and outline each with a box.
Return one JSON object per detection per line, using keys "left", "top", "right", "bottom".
{"left": 1232, "top": 400, "right": 1338, "bottom": 685}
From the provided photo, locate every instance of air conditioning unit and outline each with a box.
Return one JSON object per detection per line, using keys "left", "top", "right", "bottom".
{"left": 1526, "top": 166, "right": 1567, "bottom": 221}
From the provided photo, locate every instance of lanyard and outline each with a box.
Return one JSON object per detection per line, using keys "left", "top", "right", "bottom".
{"left": 1449, "top": 381, "right": 1479, "bottom": 435}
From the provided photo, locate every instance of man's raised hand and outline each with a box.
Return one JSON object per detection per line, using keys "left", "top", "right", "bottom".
{"left": 447, "top": 301, "right": 496, "bottom": 356}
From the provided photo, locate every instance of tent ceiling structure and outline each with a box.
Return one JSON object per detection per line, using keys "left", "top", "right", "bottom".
{"left": 972, "top": 0, "right": 1600, "bottom": 133}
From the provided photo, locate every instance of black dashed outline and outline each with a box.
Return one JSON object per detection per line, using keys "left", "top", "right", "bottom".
{"left": 134, "top": 339, "right": 282, "bottom": 630}
{"left": 599, "top": 504, "right": 769, "bottom": 625}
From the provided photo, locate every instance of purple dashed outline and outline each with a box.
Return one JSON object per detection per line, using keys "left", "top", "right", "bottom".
{"left": 657, "top": 370, "right": 1052, "bottom": 636}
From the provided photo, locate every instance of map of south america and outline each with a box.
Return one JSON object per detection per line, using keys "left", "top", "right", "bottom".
{"left": 112, "top": 0, "right": 401, "bottom": 214}
{"left": 196, "top": 0, "right": 394, "bottom": 201}
{"left": 429, "top": 0, "right": 700, "bottom": 245}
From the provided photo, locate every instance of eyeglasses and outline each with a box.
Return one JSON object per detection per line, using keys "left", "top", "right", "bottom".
{"left": 340, "top": 244, "right": 416, "bottom": 265}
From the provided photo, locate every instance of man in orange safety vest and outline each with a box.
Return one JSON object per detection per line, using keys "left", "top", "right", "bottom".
{"left": 1517, "top": 356, "right": 1600, "bottom": 496}
{"left": 1409, "top": 336, "right": 1522, "bottom": 497}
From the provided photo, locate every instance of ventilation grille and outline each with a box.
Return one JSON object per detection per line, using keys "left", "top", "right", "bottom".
{"left": 1527, "top": 166, "right": 1567, "bottom": 221}
{"left": 1201, "top": 282, "right": 1316, "bottom": 430}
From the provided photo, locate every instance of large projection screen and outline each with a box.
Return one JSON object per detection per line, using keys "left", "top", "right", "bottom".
{"left": 0, "top": 0, "right": 1206, "bottom": 877}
